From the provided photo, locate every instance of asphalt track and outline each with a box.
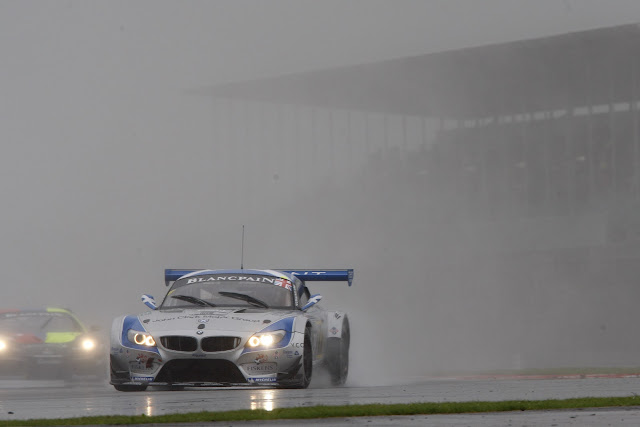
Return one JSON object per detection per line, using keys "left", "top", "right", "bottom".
{"left": 1, "top": 375, "right": 640, "bottom": 425}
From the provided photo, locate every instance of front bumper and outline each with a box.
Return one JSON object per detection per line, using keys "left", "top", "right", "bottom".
{"left": 110, "top": 340, "right": 304, "bottom": 387}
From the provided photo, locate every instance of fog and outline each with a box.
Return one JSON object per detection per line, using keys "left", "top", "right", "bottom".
{"left": 3, "top": 0, "right": 640, "bottom": 386}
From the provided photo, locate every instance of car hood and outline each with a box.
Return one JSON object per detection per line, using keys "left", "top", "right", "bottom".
{"left": 137, "top": 308, "right": 295, "bottom": 334}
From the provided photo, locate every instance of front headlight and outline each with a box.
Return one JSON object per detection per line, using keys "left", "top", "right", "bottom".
{"left": 0, "top": 339, "right": 7, "bottom": 352}
{"left": 127, "top": 329, "right": 156, "bottom": 347}
{"left": 246, "top": 330, "right": 286, "bottom": 348}
{"left": 81, "top": 338, "right": 96, "bottom": 351}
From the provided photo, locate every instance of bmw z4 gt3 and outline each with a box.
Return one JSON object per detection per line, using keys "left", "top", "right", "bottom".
{"left": 110, "top": 268, "right": 352, "bottom": 391}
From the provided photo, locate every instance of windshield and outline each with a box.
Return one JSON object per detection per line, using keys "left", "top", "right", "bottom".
{"left": 160, "top": 273, "right": 294, "bottom": 309}
{"left": 0, "top": 312, "right": 83, "bottom": 335}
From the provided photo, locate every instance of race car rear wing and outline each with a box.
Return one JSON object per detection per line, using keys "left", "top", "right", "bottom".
{"left": 278, "top": 269, "right": 354, "bottom": 287}
{"left": 164, "top": 268, "right": 353, "bottom": 287}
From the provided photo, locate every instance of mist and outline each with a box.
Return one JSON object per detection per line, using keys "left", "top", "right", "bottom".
{"left": 3, "top": 0, "right": 640, "bottom": 387}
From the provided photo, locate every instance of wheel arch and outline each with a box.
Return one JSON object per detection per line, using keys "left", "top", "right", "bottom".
{"left": 326, "top": 312, "right": 349, "bottom": 339}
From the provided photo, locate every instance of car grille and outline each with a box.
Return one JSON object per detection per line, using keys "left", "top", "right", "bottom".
{"left": 201, "top": 336, "right": 241, "bottom": 352}
{"left": 154, "top": 359, "right": 246, "bottom": 383}
{"left": 160, "top": 336, "right": 198, "bottom": 352}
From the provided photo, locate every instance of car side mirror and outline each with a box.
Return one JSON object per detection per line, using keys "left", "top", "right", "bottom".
{"left": 142, "top": 294, "right": 157, "bottom": 310}
{"left": 301, "top": 294, "right": 322, "bottom": 311}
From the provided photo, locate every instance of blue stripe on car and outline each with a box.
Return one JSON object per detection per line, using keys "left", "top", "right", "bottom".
{"left": 121, "top": 315, "right": 160, "bottom": 354}
{"left": 241, "top": 316, "right": 295, "bottom": 354}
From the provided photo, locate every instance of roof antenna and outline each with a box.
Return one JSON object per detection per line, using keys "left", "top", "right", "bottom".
{"left": 240, "top": 225, "right": 245, "bottom": 270}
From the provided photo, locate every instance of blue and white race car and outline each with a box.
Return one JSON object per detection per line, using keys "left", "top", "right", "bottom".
{"left": 110, "top": 268, "right": 352, "bottom": 391}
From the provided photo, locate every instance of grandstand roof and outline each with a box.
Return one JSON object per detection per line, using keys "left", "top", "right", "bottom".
{"left": 203, "top": 24, "right": 640, "bottom": 120}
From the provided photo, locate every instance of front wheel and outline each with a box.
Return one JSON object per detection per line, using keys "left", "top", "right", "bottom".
{"left": 113, "top": 384, "right": 148, "bottom": 392}
{"left": 300, "top": 326, "right": 313, "bottom": 388}
{"left": 326, "top": 317, "right": 349, "bottom": 386}
{"left": 282, "top": 326, "right": 313, "bottom": 389}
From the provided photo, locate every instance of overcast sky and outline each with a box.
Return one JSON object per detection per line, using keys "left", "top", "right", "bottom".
{"left": 2, "top": 1, "right": 640, "bottom": 377}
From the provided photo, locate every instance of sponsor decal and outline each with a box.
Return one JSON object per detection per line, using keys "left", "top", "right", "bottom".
{"left": 198, "top": 318, "right": 209, "bottom": 324}
{"left": 145, "top": 357, "right": 156, "bottom": 369}
{"left": 131, "top": 354, "right": 160, "bottom": 370}
{"left": 274, "top": 278, "right": 293, "bottom": 291}
{"left": 330, "top": 327, "right": 339, "bottom": 335}
{"left": 248, "top": 377, "right": 277, "bottom": 383}
{"left": 192, "top": 353, "right": 206, "bottom": 358}
{"left": 290, "top": 342, "right": 303, "bottom": 348}
{"left": 290, "top": 271, "right": 327, "bottom": 276}
{"left": 231, "top": 317, "right": 261, "bottom": 323}
{"left": 294, "top": 351, "right": 300, "bottom": 356}
{"left": 183, "top": 274, "right": 293, "bottom": 290}
{"left": 131, "top": 376, "right": 154, "bottom": 382}
{"left": 186, "top": 275, "right": 278, "bottom": 285}
{"left": 254, "top": 354, "right": 268, "bottom": 364}
{"left": 151, "top": 313, "right": 228, "bottom": 322}
{"left": 334, "top": 313, "right": 341, "bottom": 319}
{"left": 244, "top": 363, "right": 277, "bottom": 374}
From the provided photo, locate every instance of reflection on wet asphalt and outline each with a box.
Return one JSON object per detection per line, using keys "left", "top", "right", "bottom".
{"left": 1, "top": 377, "right": 640, "bottom": 424}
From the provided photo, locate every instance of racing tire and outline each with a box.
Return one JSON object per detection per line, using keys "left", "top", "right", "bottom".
{"left": 326, "top": 317, "right": 349, "bottom": 386}
{"left": 282, "top": 326, "right": 313, "bottom": 389}
{"left": 113, "top": 384, "right": 148, "bottom": 392}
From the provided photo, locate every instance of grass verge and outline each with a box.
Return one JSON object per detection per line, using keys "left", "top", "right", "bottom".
{"left": 3, "top": 395, "right": 640, "bottom": 426}
{"left": 432, "top": 366, "right": 640, "bottom": 378}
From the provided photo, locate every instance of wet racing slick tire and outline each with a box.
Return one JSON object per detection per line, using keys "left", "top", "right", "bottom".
{"left": 110, "top": 358, "right": 148, "bottom": 391}
{"left": 113, "top": 384, "right": 148, "bottom": 392}
{"left": 281, "top": 325, "right": 313, "bottom": 389}
{"left": 326, "top": 316, "right": 349, "bottom": 386}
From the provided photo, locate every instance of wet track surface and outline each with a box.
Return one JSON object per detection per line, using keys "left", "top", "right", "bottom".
{"left": 1, "top": 376, "right": 640, "bottom": 425}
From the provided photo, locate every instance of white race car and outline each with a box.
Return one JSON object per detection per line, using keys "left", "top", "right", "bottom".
{"left": 110, "top": 268, "right": 352, "bottom": 391}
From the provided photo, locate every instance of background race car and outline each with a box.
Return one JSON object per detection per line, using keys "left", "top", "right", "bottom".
{"left": 110, "top": 268, "right": 352, "bottom": 391}
{"left": 0, "top": 308, "right": 106, "bottom": 381}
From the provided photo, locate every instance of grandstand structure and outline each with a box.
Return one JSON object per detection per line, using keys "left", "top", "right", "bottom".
{"left": 204, "top": 23, "right": 640, "bottom": 285}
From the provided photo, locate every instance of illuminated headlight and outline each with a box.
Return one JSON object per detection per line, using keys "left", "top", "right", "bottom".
{"left": 127, "top": 329, "right": 156, "bottom": 347}
{"left": 246, "top": 330, "right": 286, "bottom": 348}
{"left": 81, "top": 338, "right": 96, "bottom": 351}
{"left": 0, "top": 339, "right": 6, "bottom": 352}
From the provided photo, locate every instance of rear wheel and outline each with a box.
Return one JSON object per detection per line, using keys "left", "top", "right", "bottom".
{"left": 326, "top": 317, "right": 349, "bottom": 386}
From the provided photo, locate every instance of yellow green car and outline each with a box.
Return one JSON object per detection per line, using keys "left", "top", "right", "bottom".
{"left": 0, "top": 308, "right": 105, "bottom": 380}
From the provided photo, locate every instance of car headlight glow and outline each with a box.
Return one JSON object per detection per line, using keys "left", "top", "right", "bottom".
{"left": 81, "top": 338, "right": 95, "bottom": 351}
{"left": 246, "top": 330, "right": 285, "bottom": 348}
{"left": 127, "top": 329, "right": 156, "bottom": 347}
{"left": 0, "top": 339, "right": 6, "bottom": 351}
